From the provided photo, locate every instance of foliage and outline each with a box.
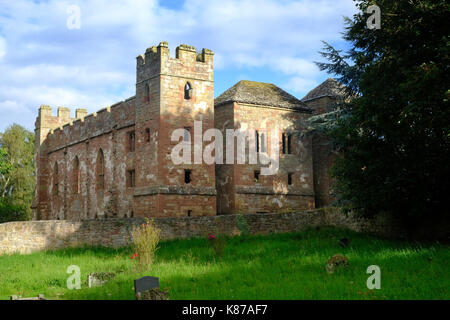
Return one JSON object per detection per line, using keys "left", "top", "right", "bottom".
{"left": 236, "top": 214, "right": 250, "bottom": 237}
{"left": 0, "top": 200, "right": 30, "bottom": 223}
{"left": 130, "top": 219, "right": 161, "bottom": 272}
{"left": 207, "top": 234, "right": 227, "bottom": 257}
{"left": 316, "top": 0, "right": 450, "bottom": 227}
{"left": 0, "top": 124, "right": 35, "bottom": 221}
{"left": 0, "top": 228, "right": 448, "bottom": 300}
{"left": 0, "top": 148, "right": 12, "bottom": 177}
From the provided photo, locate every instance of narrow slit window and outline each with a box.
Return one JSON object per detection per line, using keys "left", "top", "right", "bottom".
{"left": 54, "top": 162, "right": 59, "bottom": 196}
{"left": 184, "top": 169, "right": 192, "bottom": 184}
{"left": 282, "top": 133, "right": 286, "bottom": 154}
{"left": 97, "top": 149, "right": 105, "bottom": 190}
{"left": 255, "top": 130, "right": 260, "bottom": 153}
{"left": 287, "top": 134, "right": 292, "bottom": 154}
{"left": 127, "top": 170, "right": 135, "bottom": 188}
{"left": 145, "top": 128, "right": 151, "bottom": 142}
{"left": 184, "top": 82, "right": 192, "bottom": 99}
{"left": 144, "top": 83, "right": 150, "bottom": 102}
{"left": 288, "top": 172, "right": 293, "bottom": 185}
{"left": 73, "top": 157, "right": 81, "bottom": 194}
{"left": 128, "top": 131, "right": 135, "bottom": 152}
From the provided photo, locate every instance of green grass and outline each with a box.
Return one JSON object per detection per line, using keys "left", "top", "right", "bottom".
{"left": 0, "top": 227, "right": 448, "bottom": 300}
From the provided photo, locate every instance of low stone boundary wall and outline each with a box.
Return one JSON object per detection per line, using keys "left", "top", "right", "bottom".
{"left": 0, "top": 208, "right": 400, "bottom": 255}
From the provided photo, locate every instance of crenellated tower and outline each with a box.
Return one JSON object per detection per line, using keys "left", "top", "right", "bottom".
{"left": 133, "top": 41, "right": 216, "bottom": 217}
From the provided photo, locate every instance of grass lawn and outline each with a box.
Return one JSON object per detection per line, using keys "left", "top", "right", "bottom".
{"left": 0, "top": 227, "right": 448, "bottom": 300}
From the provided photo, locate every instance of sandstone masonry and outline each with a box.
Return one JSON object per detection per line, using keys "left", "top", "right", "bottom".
{"left": 33, "top": 42, "right": 340, "bottom": 220}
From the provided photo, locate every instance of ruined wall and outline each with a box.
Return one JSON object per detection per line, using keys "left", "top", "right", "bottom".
{"left": 35, "top": 99, "right": 136, "bottom": 220}
{"left": 0, "top": 208, "right": 417, "bottom": 255}
{"left": 35, "top": 42, "right": 217, "bottom": 220}
{"left": 215, "top": 102, "right": 315, "bottom": 214}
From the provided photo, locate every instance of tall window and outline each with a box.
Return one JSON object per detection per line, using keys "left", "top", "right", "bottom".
{"left": 184, "top": 169, "right": 192, "bottom": 184}
{"left": 53, "top": 162, "right": 59, "bottom": 196}
{"left": 127, "top": 169, "right": 135, "bottom": 188}
{"left": 145, "top": 128, "right": 151, "bottom": 142}
{"left": 255, "top": 130, "right": 260, "bottom": 152}
{"left": 184, "top": 82, "right": 192, "bottom": 100}
{"left": 128, "top": 131, "right": 135, "bottom": 152}
{"left": 282, "top": 133, "right": 292, "bottom": 154}
{"left": 97, "top": 149, "right": 105, "bottom": 191}
{"left": 73, "top": 156, "right": 81, "bottom": 194}
{"left": 144, "top": 83, "right": 150, "bottom": 102}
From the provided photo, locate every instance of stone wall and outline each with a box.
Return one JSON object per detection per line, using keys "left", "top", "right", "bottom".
{"left": 0, "top": 208, "right": 407, "bottom": 255}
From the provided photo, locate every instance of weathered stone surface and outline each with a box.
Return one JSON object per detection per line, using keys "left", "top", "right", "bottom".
{"left": 88, "top": 272, "right": 116, "bottom": 288}
{"left": 33, "top": 43, "right": 343, "bottom": 221}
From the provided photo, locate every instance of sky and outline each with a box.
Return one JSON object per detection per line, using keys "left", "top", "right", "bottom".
{"left": 0, "top": 0, "right": 358, "bottom": 132}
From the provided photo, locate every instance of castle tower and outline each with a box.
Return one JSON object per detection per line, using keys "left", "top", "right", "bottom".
{"left": 33, "top": 106, "right": 76, "bottom": 219}
{"left": 133, "top": 42, "right": 216, "bottom": 217}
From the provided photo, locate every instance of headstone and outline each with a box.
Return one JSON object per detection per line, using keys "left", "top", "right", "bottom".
{"left": 134, "top": 276, "right": 159, "bottom": 294}
{"left": 88, "top": 272, "right": 116, "bottom": 288}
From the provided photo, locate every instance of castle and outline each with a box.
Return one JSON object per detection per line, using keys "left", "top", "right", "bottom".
{"left": 33, "top": 42, "right": 343, "bottom": 220}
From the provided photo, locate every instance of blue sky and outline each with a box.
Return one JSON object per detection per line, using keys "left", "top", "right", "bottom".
{"left": 0, "top": 0, "right": 358, "bottom": 132}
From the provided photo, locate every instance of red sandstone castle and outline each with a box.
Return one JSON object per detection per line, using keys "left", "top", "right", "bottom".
{"left": 33, "top": 42, "right": 343, "bottom": 220}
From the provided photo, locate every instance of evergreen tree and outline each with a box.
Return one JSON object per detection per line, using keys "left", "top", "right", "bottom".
{"left": 316, "top": 0, "right": 449, "bottom": 229}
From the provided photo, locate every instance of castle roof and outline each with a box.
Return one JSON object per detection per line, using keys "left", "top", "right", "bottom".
{"left": 301, "top": 78, "right": 346, "bottom": 102}
{"left": 214, "top": 80, "right": 311, "bottom": 112}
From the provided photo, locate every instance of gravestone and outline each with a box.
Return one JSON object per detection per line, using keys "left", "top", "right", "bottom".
{"left": 88, "top": 272, "right": 116, "bottom": 288}
{"left": 134, "top": 276, "right": 159, "bottom": 294}
{"left": 134, "top": 276, "right": 169, "bottom": 300}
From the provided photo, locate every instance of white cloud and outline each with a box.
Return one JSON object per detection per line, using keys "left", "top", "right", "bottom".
{"left": 283, "top": 77, "right": 318, "bottom": 94}
{"left": 0, "top": 0, "right": 357, "bottom": 131}
{"left": 0, "top": 37, "right": 6, "bottom": 59}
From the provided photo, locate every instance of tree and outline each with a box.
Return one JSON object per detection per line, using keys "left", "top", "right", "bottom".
{"left": 0, "top": 124, "right": 35, "bottom": 221}
{"left": 316, "top": 0, "right": 450, "bottom": 230}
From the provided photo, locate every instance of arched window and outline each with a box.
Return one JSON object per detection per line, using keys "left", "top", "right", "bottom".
{"left": 144, "top": 83, "right": 150, "bottom": 102}
{"left": 53, "top": 162, "right": 59, "bottom": 197}
{"left": 73, "top": 156, "right": 81, "bottom": 194}
{"left": 96, "top": 149, "right": 105, "bottom": 191}
{"left": 184, "top": 82, "right": 192, "bottom": 99}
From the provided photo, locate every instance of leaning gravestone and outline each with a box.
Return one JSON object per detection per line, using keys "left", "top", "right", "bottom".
{"left": 88, "top": 272, "right": 116, "bottom": 288}
{"left": 134, "top": 276, "right": 169, "bottom": 300}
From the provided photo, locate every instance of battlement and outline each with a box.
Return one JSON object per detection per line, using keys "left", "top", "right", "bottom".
{"left": 36, "top": 97, "right": 135, "bottom": 152}
{"left": 136, "top": 42, "right": 214, "bottom": 83}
